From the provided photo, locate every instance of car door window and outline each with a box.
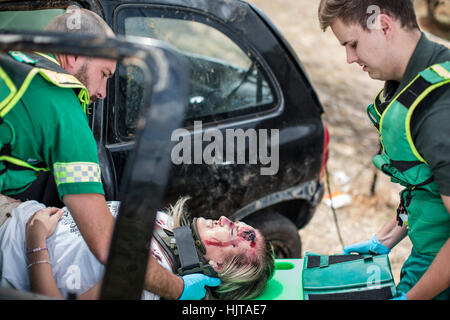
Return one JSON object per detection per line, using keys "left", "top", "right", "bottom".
{"left": 114, "top": 63, "right": 147, "bottom": 141}
{"left": 0, "top": 9, "right": 65, "bottom": 31}
{"left": 115, "top": 7, "right": 277, "bottom": 139}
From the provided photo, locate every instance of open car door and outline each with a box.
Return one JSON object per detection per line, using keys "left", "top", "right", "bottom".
{"left": 0, "top": 30, "right": 188, "bottom": 299}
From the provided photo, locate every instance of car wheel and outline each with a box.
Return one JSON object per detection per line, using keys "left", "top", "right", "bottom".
{"left": 243, "top": 210, "right": 302, "bottom": 258}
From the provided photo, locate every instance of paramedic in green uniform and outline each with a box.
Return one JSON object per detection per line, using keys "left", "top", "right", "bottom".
{"left": 318, "top": 0, "right": 449, "bottom": 300}
{"left": 0, "top": 9, "right": 219, "bottom": 299}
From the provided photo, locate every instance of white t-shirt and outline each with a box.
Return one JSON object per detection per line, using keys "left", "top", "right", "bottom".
{"left": 0, "top": 200, "right": 174, "bottom": 299}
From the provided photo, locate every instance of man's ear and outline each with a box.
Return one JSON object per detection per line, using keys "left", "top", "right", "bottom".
{"left": 378, "top": 14, "right": 394, "bottom": 39}
{"left": 62, "top": 55, "right": 84, "bottom": 74}
{"left": 66, "top": 55, "right": 78, "bottom": 68}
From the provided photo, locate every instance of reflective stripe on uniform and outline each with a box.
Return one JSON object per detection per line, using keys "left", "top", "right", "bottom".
{"left": 0, "top": 66, "right": 17, "bottom": 111}
{"left": 0, "top": 155, "right": 49, "bottom": 172}
{"left": 53, "top": 162, "right": 101, "bottom": 186}
{"left": 431, "top": 64, "right": 450, "bottom": 79}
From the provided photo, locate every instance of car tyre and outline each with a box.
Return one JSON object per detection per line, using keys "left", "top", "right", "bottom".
{"left": 243, "top": 210, "right": 302, "bottom": 258}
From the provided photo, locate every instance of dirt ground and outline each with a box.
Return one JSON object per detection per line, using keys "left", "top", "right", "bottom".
{"left": 247, "top": 0, "right": 449, "bottom": 284}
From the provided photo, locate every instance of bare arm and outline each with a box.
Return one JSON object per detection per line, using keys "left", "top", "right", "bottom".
{"left": 144, "top": 254, "right": 184, "bottom": 299}
{"left": 405, "top": 195, "right": 450, "bottom": 300}
{"left": 376, "top": 212, "right": 408, "bottom": 250}
{"left": 63, "top": 193, "right": 114, "bottom": 264}
{"left": 26, "top": 207, "right": 65, "bottom": 299}
{"left": 25, "top": 203, "right": 111, "bottom": 299}
{"left": 77, "top": 256, "right": 185, "bottom": 300}
{"left": 443, "top": 194, "right": 450, "bottom": 217}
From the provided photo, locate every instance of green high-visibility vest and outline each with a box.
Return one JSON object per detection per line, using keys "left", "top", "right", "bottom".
{"left": 367, "top": 61, "right": 450, "bottom": 256}
{"left": 0, "top": 51, "right": 90, "bottom": 175}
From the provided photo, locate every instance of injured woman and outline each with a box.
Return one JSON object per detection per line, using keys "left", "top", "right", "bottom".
{"left": 0, "top": 195, "right": 275, "bottom": 300}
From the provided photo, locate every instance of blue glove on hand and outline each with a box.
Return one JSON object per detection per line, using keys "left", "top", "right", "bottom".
{"left": 179, "top": 274, "right": 221, "bottom": 300}
{"left": 343, "top": 235, "right": 390, "bottom": 255}
{"left": 390, "top": 292, "right": 408, "bottom": 300}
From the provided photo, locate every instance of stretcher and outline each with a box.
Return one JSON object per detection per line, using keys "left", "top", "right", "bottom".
{"left": 254, "top": 259, "right": 304, "bottom": 300}
{"left": 254, "top": 254, "right": 397, "bottom": 300}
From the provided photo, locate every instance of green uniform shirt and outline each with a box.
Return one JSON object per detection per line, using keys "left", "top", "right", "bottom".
{"left": 0, "top": 55, "right": 104, "bottom": 198}
{"left": 380, "top": 33, "right": 450, "bottom": 196}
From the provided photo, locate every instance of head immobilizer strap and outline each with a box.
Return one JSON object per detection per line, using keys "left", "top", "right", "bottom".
{"left": 173, "top": 226, "right": 217, "bottom": 277}
{"left": 154, "top": 219, "right": 218, "bottom": 278}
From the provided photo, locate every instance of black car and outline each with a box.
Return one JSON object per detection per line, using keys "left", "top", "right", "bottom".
{"left": 0, "top": 0, "right": 329, "bottom": 258}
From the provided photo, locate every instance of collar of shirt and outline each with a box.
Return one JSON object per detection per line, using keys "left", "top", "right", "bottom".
{"left": 383, "top": 32, "right": 437, "bottom": 101}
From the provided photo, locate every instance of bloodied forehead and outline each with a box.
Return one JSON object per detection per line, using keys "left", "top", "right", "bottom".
{"left": 240, "top": 229, "right": 257, "bottom": 247}
{"left": 236, "top": 223, "right": 263, "bottom": 252}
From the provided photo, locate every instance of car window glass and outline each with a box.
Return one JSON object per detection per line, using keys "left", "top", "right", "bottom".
{"left": 0, "top": 9, "right": 65, "bottom": 31}
{"left": 117, "top": 9, "right": 276, "bottom": 138}
{"left": 126, "top": 17, "right": 251, "bottom": 69}
{"left": 115, "top": 63, "right": 146, "bottom": 141}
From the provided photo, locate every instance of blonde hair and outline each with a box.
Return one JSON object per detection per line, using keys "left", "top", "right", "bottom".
{"left": 209, "top": 239, "right": 274, "bottom": 300}
{"left": 165, "top": 196, "right": 191, "bottom": 228}
{"left": 164, "top": 197, "right": 275, "bottom": 300}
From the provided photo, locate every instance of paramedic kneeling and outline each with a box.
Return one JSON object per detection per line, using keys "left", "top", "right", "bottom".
{"left": 0, "top": 9, "right": 218, "bottom": 300}
{"left": 318, "top": 0, "right": 450, "bottom": 300}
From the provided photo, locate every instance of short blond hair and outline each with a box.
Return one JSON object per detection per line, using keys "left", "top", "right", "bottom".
{"left": 45, "top": 7, "right": 115, "bottom": 38}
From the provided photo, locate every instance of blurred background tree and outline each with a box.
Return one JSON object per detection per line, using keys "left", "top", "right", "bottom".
{"left": 426, "top": 0, "right": 450, "bottom": 30}
{"left": 414, "top": 0, "right": 449, "bottom": 40}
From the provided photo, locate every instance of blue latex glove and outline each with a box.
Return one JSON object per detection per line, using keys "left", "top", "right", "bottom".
{"left": 178, "top": 274, "right": 221, "bottom": 300}
{"left": 343, "top": 235, "right": 390, "bottom": 255}
{"left": 390, "top": 292, "right": 408, "bottom": 300}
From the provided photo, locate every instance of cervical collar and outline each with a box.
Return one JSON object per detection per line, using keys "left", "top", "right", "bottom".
{"left": 154, "top": 218, "right": 218, "bottom": 277}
